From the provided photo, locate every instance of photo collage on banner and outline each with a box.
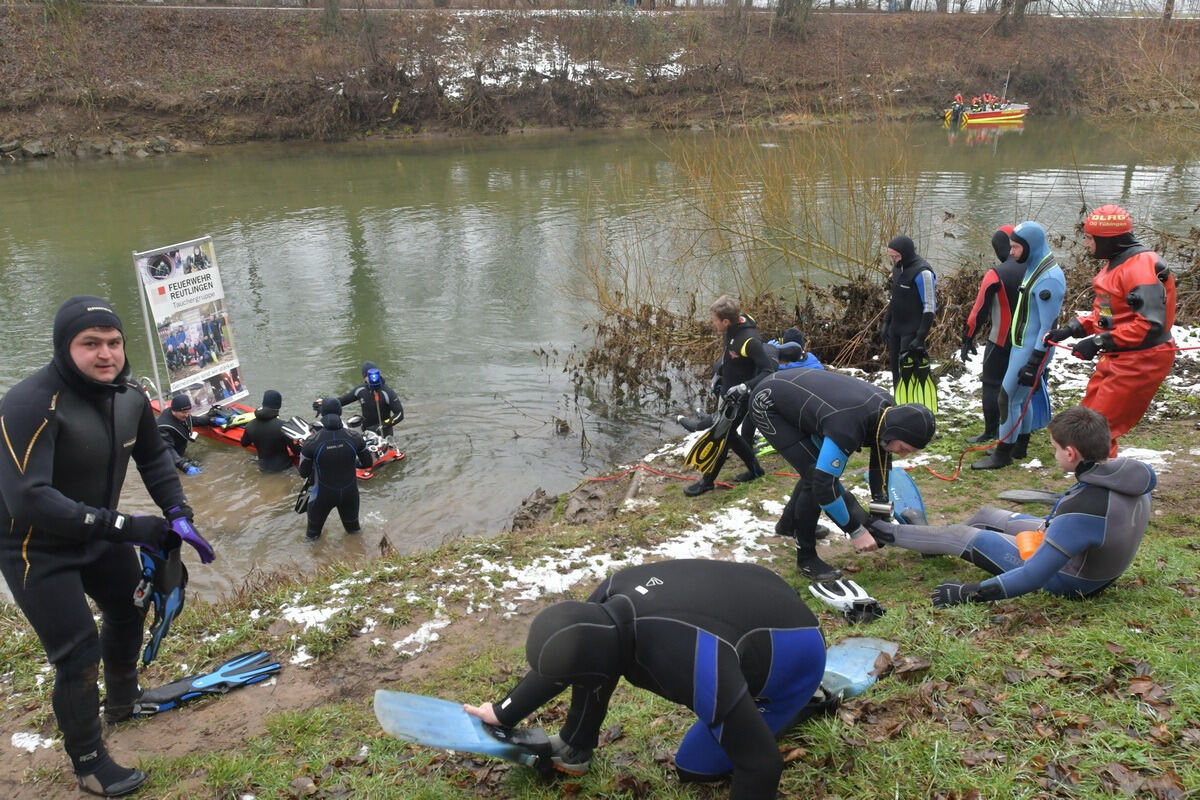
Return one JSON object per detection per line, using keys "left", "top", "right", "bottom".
{"left": 133, "top": 237, "right": 249, "bottom": 412}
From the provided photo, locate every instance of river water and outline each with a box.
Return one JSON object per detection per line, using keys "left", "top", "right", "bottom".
{"left": 2, "top": 120, "right": 1197, "bottom": 599}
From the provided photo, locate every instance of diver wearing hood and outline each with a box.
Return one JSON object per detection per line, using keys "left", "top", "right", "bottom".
{"left": 881, "top": 235, "right": 937, "bottom": 389}
{"left": 972, "top": 221, "right": 1066, "bottom": 470}
{"left": 298, "top": 397, "right": 372, "bottom": 541}
{"left": 869, "top": 407, "right": 1155, "bottom": 606}
{"left": 749, "top": 368, "right": 935, "bottom": 581}
{"left": 155, "top": 392, "right": 217, "bottom": 474}
{"left": 240, "top": 389, "right": 300, "bottom": 472}
{"left": 464, "top": 559, "right": 826, "bottom": 800}
{"left": 0, "top": 295, "right": 214, "bottom": 797}
{"left": 961, "top": 225, "right": 1025, "bottom": 443}
{"left": 333, "top": 361, "right": 404, "bottom": 437}
{"left": 1045, "top": 205, "right": 1176, "bottom": 457}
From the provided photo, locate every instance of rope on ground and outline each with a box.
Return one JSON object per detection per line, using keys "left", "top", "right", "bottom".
{"left": 920, "top": 345, "right": 1054, "bottom": 483}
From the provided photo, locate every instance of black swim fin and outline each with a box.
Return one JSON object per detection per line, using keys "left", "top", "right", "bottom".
{"left": 133, "top": 651, "right": 281, "bottom": 716}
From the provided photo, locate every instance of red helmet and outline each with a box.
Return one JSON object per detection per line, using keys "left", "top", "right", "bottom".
{"left": 1084, "top": 204, "right": 1132, "bottom": 236}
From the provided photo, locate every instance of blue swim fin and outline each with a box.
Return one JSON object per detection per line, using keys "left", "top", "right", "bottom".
{"left": 135, "top": 544, "right": 189, "bottom": 666}
{"left": 1028, "top": 374, "right": 1051, "bottom": 431}
{"left": 133, "top": 651, "right": 281, "bottom": 716}
{"left": 374, "top": 690, "right": 554, "bottom": 772}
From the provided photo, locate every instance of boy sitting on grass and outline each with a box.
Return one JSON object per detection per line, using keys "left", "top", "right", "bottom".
{"left": 861, "top": 406, "right": 1156, "bottom": 607}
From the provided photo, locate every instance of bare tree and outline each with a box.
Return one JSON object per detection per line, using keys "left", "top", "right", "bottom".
{"left": 1163, "top": 0, "right": 1174, "bottom": 19}
{"left": 777, "top": 0, "right": 815, "bottom": 34}
{"left": 325, "top": 0, "right": 342, "bottom": 33}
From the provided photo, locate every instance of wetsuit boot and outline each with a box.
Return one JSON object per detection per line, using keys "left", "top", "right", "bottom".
{"left": 547, "top": 734, "right": 593, "bottom": 776}
{"left": 684, "top": 480, "right": 715, "bottom": 497}
{"left": 1011, "top": 434, "right": 1031, "bottom": 460}
{"left": 58, "top": 659, "right": 146, "bottom": 797}
{"left": 971, "top": 442, "right": 1014, "bottom": 470}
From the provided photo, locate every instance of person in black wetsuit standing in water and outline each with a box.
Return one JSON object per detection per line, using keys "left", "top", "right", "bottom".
{"left": 751, "top": 369, "right": 936, "bottom": 581}
{"left": 880, "top": 235, "right": 937, "bottom": 390}
{"left": 685, "top": 296, "right": 776, "bottom": 497}
{"left": 240, "top": 389, "right": 300, "bottom": 472}
{"left": 0, "top": 296, "right": 215, "bottom": 797}
{"left": 961, "top": 226, "right": 1024, "bottom": 443}
{"left": 464, "top": 559, "right": 826, "bottom": 800}
{"left": 155, "top": 393, "right": 216, "bottom": 474}
{"left": 332, "top": 361, "right": 404, "bottom": 437}
{"left": 298, "top": 398, "right": 372, "bottom": 541}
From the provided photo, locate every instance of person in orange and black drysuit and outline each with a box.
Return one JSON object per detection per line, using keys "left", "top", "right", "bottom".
{"left": 1045, "top": 205, "right": 1176, "bottom": 457}
{"left": 961, "top": 225, "right": 1024, "bottom": 444}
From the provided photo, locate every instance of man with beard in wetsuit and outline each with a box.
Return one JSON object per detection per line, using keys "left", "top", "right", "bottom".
{"left": 464, "top": 559, "right": 826, "bottom": 800}
{"left": 880, "top": 235, "right": 936, "bottom": 391}
{"left": 240, "top": 389, "right": 300, "bottom": 472}
{"left": 1045, "top": 205, "right": 1176, "bottom": 458}
{"left": 750, "top": 369, "right": 936, "bottom": 581}
{"left": 0, "top": 296, "right": 215, "bottom": 797}
{"left": 961, "top": 226, "right": 1024, "bottom": 443}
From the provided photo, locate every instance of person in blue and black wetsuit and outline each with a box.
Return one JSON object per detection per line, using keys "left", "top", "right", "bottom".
{"left": 464, "top": 559, "right": 826, "bottom": 800}
{"left": 750, "top": 369, "right": 935, "bottom": 581}
{"left": 298, "top": 398, "right": 372, "bottom": 541}
{"left": 865, "top": 406, "right": 1155, "bottom": 606}
{"left": 972, "top": 221, "right": 1066, "bottom": 470}
{"left": 880, "top": 235, "right": 936, "bottom": 390}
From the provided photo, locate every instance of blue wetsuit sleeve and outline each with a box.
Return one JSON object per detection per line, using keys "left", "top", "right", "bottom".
{"left": 298, "top": 438, "right": 315, "bottom": 478}
{"left": 978, "top": 511, "right": 1103, "bottom": 599}
{"left": 917, "top": 270, "right": 937, "bottom": 315}
{"left": 814, "top": 438, "right": 852, "bottom": 526}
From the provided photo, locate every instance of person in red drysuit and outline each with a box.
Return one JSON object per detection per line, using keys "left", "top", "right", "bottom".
{"left": 1045, "top": 205, "right": 1176, "bottom": 457}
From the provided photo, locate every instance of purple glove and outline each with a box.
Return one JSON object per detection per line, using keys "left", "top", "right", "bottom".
{"left": 167, "top": 505, "right": 215, "bottom": 564}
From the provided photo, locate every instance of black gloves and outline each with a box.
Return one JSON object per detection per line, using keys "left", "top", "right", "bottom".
{"left": 1071, "top": 335, "right": 1104, "bottom": 361}
{"left": 931, "top": 581, "right": 982, "bottom": 608}
{"left": 108, "top": 513, "right": 170, "bottom": 551}
{"left": 1045, "top": 318, "right": 1085, "bottom": 344}
{"left": 1017, "top": 350, "right": 1046, "bottom": 387}
{"left": 959, "top": 336, "right": 977, "bottom": 362}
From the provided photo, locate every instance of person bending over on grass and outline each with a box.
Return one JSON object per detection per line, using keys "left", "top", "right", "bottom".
{"left": 750, "top": 368, "right": 936, "bottom": 581}
{"left": 464, "top": 559, "right": 826, "bottom": 800}
{"left": 863, "top": 406, "right": 1155, "bottom": 607}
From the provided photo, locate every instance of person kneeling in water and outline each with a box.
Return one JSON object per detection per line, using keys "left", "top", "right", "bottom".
{"left": 862, "top": 406, "right": 1155, "bottom": 606}
{"left": 464, "top": 559, "right": 826, "bottom": 800}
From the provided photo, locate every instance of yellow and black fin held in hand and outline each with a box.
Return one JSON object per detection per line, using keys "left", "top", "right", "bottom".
{"left": 683, "top": 399, "right": 737, "bottom": 474}
{"left": 912, "top": 350, "right": 938, "bottom": 415}
{"left": 893, "top": 351, "right": 919, "bottom": 405}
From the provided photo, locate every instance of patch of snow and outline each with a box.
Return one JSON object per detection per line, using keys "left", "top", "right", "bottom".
{"left": 760, "top": 499, "right": 786, "bottom": 516}
{"left": 1022, "top": 458, "right": 1044, "bottom": 469}
{"left": 393, "top": 617, "right": 452, "bottom": 656}
{"left": 622, "top": 496, "right": 660, "bottom": 512}
{"left": 280, "top": 604, "right": 343, "bottom": 632}
{"left": 10, "top": 732, "right": 56, "bottom": 753}
{"left": 1118, "top": 448, "right": 1173, "bottom": 467}
{"left": 360, "top": 617, "right": 379, "bottom": 634}
{"left": 289, "top": 646, "right": 314, "bottom": 666}
{"left": 249, "top": 609, "right": 262, "bottom": 620}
